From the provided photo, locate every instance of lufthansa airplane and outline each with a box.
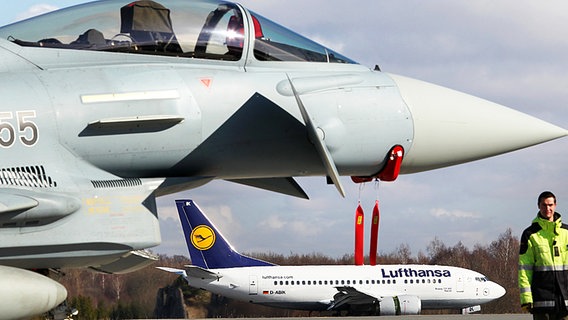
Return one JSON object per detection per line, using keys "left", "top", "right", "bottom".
{"left": 158, "top": 200, "right": 506, "bottom": 315}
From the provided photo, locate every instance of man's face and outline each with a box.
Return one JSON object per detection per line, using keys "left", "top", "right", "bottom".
{"left": 539, "top": 197, "right": 556, "bottom": 221}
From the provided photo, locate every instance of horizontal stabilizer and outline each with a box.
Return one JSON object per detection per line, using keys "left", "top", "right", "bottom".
{"left": 0, "top": 193, "right": 38, "bottom": 214}
{"left": 156, "top": 267, "right": 187, "bottom": 277}
{"left": 226, "top": 177, "right": 308, "bottom": 199}
{"left": 185, "top": 265, "right": 222, "bottom": 280}
{"left": 157, "top": 265, "right": 221, "bottom": 280}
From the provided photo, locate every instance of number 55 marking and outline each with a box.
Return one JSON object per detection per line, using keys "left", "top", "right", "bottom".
{"left": 0, "top": 110, "right": 39, "bottom": 148}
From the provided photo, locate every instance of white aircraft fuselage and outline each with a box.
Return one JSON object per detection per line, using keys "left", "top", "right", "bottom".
{"left": 159, "top": 200, "right": 505, "bottom": 315}
{"left": 190, "top": 264, "right": 504, "bottom": 311}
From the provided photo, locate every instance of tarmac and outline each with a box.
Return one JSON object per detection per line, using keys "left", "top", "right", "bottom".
{"left": 180, "top": 316, "right": 531, "bottom": 320}
{"left": 350, "top": 315, "right": 529, "bottom": 320}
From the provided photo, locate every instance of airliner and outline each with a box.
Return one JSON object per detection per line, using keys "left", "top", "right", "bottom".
{"left": 158, "top": 200, "right": 506, "bottom": 315}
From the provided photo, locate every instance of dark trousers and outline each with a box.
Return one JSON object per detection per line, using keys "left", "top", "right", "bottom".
{"left": 533, "top": 312, "right": 568, "bottom": 320}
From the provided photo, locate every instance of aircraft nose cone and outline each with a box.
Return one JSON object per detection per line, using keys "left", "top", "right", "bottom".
{"left": 487, "top": 282, "right": 507, "bottom": 299}
{"left": 389, "top": 74, "right": 567, "bottom": 174}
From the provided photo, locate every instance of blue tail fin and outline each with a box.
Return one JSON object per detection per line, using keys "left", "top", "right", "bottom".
{"left": 175, "top": 200, "right": 274, "bottom": 269}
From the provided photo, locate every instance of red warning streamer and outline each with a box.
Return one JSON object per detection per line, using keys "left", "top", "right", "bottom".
{"left": 369, "top": 200, "right": 380, "bottom": 266}
{"left": 354, "top": 204, "right": 364, "bottom": 265}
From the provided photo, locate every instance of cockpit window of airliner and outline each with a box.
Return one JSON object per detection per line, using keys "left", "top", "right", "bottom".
{"left": 0, "top": 0, "right": 356, "bottom": 64}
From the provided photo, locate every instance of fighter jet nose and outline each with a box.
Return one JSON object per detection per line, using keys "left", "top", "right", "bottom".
{"left": 389, "top": 74, "right": 567, "bottom": 174}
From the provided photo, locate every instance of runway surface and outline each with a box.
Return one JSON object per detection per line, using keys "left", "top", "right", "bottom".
{"left": 182, "top": 316, "right": 531, "bottom": 320}
{"left": 346, "top": 315, "right": 529, "bottom": 320}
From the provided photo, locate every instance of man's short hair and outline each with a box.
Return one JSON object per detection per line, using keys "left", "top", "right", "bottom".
{"left": 538, "top": 191, "right": 556, "bottom": 206}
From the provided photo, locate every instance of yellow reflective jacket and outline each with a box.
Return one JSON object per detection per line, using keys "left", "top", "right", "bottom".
{"left": 519, "top": 212, "right": 568, "bottom": 312}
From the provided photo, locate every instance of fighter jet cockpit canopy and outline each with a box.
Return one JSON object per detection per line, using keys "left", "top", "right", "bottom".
{"left": 0, "top": 0, "right": 356, "bottom": 64}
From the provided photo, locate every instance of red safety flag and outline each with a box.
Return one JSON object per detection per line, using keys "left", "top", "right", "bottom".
{"left": 369, "top": 200, "right": 380, "bottom": 265}
{"left": 354, "top": 204, "right": 364, "bottom": 265}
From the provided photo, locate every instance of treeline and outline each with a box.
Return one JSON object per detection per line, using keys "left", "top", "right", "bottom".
{"left": 57, "top": 255, "right": 190, "bottom": 319}
{"left": 57, "top": 228, "right": 521, "bottom": 318}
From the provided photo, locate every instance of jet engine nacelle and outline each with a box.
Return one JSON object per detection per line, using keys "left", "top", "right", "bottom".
{"left": 378, "top": 295, "right": 421, "bottom": 315}
{"left": 0, "top": 266, "right": 67, "bottom": 319}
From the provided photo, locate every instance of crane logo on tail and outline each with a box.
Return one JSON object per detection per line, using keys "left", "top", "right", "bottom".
{"left": 190, "top": 225, "right": 215, "bottom": 250}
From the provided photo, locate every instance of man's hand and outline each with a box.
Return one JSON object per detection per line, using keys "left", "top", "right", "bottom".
{"left": 521, "top": 303, "right": 533, "bottom": 313}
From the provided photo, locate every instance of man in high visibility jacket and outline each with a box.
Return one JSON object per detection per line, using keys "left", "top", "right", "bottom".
{"left": 519, "top": 191, "right": 568, "bottom": 320}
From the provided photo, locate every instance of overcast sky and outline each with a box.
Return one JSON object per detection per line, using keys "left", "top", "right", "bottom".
{"left": 3, "top": 1, "right": 567, "bottom": 260}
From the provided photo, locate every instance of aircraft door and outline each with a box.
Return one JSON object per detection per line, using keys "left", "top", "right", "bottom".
{"left": 249, "top": 275, "right": 258, "bottom": 295}
{"left": 456, "top": 276, "right": 464, "bottom": 293}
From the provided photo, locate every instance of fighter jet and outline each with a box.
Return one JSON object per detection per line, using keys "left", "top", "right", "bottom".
{"left": 0, "top": 0, "right": 564, "bottom": 317}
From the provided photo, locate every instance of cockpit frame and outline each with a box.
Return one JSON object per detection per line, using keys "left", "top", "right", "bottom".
{"left": 0, "top": 0, "right": 356, "bottom": 65}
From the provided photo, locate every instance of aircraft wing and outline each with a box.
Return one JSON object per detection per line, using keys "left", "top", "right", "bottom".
{"left": 328, "top": 286, "right": 378, "bottom": 310}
